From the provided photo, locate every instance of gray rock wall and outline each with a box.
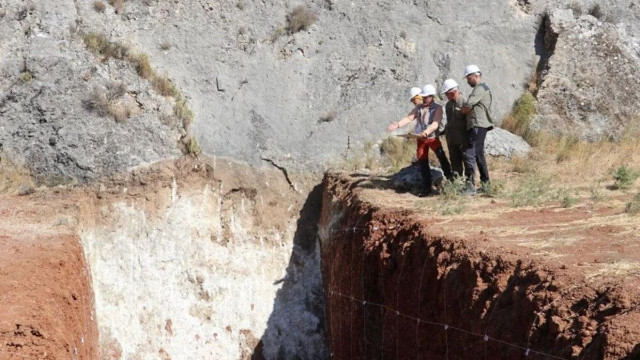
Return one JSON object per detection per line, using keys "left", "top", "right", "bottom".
{"left": 0, "top": 1, "right": 182, "bottom": 183}
{"left": 118, "top": 0, "right": 538, "bottom": 170}
{"left": 1, "top": 0, "right": 638, "bottom": 178}
{"left": 531, "top": 2, "right": 640, "bottom": 140}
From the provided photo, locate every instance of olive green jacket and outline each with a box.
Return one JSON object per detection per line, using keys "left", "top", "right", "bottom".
{"left": 445, "top": 94, "right": 467, "bottom": 145}
{"left": 465, "top": 83, "right": 494, "bottom": 129}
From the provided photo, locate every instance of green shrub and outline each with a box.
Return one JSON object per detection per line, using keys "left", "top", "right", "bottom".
{"left": 479, "top": 180, "right": 504, "bottom": 198}
{"left": 612, "top": 164, "right": 638, "bottom": 190}
{"left": 442, "top": 176, "right": 466, "bottom": 200}
{"left": 625, "top": 192, "right": 640, "bottom": 215}
{"left": 501, "top": 91, "right": 537, "bottom": 144}
{"left": 509, "top": 175, "right": 552, "bottom": 207}
{"left": 286, "top": 6, "right": 316, "bottom": 34}
{"left": 561, "top": 194, "right": 578, "bottom": 208}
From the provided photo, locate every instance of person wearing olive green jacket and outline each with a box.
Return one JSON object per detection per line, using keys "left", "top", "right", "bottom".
{"left": 442, "top": 79, "right": 467, "bottom": 179}
{"left": 461, "top": 65, "right": 494, "bottom": 193}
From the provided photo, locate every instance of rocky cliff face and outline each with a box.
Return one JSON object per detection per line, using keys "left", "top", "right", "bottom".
{"left": 1, "top": 1, "right": 638, "bottom": 179}
{"left": 0, "top": 1, "right": 183, "bottom": 184}
{"left": 531, "top": 2, "right": 640, "bottom": 140}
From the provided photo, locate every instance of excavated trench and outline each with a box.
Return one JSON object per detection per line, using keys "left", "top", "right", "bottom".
{"left": 319, "top": 172, "right": 640, "bottom": 360}
{"left": 2, "top": 163, "right": 639, "bottom": 359}
{"left": 0, "top": 158, "right": 329, "bottom": 359}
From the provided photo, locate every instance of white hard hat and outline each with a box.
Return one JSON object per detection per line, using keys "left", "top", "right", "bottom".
{"left": 464, "top": 64, "right": 481, "bottom": 77}
{"left": 420, "top": 84, "right": 436, "bottom": 97}
{"left": 442, "top": 79, "right": 458, "bottom": 93}
{"left": 409, "top": 87, "right": 422, "bottom": 100}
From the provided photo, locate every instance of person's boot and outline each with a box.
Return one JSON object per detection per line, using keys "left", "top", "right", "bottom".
{"left": 435, "top": 147, "right": 453, "bottom": 181}
{"left": 462, "top": 180, "right": 476, "bottom": 196}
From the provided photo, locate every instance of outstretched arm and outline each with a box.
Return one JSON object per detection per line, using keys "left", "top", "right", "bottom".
{"left": 387, "top": 107, "right": 418, "bottom": 132}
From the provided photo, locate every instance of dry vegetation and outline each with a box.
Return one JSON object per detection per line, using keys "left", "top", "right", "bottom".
{"left": 0, "top": 153, "right": 34, "bottom": 195}
{"left": 86, "top": 81, "right": 140, "bottom": 123}
{"left": 93, "top": 1, "right": 106, "bottom": 13}
{"left": 286, "top": 6, "right": 316, "bottom": 34}
{"left": 108, "top": 0, "right": 125, "bottom": 14}
{"left": 80, "top": 32, "right": 198, "bottom": 154}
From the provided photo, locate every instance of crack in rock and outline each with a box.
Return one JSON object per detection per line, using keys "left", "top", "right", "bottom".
{"left": 260, "top": 157, "right": 299, "bottom": 193}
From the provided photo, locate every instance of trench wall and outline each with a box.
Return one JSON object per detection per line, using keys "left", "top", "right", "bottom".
{"left": 318, "top": 172, "right": 638, "bottom": 360}
{"left": 77, "top": 161, "right": 328, "bottom": 359}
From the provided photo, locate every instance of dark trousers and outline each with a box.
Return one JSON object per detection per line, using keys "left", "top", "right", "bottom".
{"left": 418, "top": 159, "right": 432, "bottom": 190}
{"left": 464, "top": 127, "right": 490, "bottom": 185}
{"left": 447, "top": 142, "right": 465, "bottom": 178}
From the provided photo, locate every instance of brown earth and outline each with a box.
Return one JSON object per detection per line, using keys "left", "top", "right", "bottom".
{"left": 320, "top": 172, "right": 640, "bottom": 360}
{"left": 0, "top": 195, "right": 98, "bottom": 359}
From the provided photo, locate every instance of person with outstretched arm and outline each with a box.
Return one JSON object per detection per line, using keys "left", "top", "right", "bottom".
{"left": 388, "top": 85, "right": 452, "bottom": 196}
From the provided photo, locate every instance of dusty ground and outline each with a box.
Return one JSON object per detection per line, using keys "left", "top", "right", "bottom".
{"left": 321, "top": 170, "right": 640, "bottom": 359}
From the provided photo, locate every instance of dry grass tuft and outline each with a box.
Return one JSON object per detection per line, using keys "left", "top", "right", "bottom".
{"left": 174, "top": 98, "right": 194, "bottom": 128}
{"left": 154, "top": 74, "right": 179, "bottom": 97}
{"left": 286, "top": 6, "right": 316, "bottom": 34}
{"left": 86, "top": 82, "right": 138, "bottom": 122}
{"left": 318, "top": 109, "right": 336, "bottom": 124}
{"left": 0, "top": 153, "right": 34, "bottom": 195}
{"left": 81, "top": 32, "right": 128, "bottom": 60}
{"left": 503, "top": 135, "right": 640, "bottom": 187}
{"left": 128, "top": 53, "right": 154, "bottom": 80}
{"left": 380, "top": 136, "right": 415, "bottom": 171}
{"left": 626, "top": 192, "right": 640, "bottom": 215}
{"left": 93, "top": 1, "right": 106, "bottom": 12}
{"left": 19, "top": 71, "right": 33, "bottom": 83}
{"left": 186, "top": 137, "right": 202, "bottom": 156}
{"left": 586, "top": 260, "right": 640, "bottom": 281}
{"left": 108, "top": 0, "right": 125, "bottom": 14}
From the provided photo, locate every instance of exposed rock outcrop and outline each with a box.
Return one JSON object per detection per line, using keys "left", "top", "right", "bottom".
{"left": 532, "top": 5, "right": 640, "bottom": 141}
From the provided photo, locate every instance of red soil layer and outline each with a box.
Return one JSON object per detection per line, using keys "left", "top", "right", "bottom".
{"left": 0, "top": 196, "right": 98, "bottom": 360}
{"left": 320, "top": 172, "right": 640, "bottom": 360}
